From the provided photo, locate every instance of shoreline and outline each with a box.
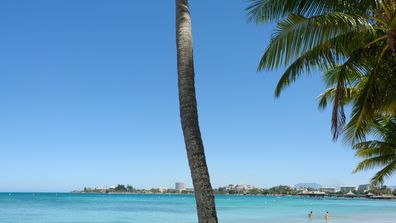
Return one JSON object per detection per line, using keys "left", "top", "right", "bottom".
{"left": 3, "top": 192, "right": 395, "bottom": 200}
{"left": 69, "top": 192, "right": 396, "bottom": 200}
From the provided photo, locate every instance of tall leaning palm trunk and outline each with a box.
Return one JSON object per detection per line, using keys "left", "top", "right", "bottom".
{"left": 175, "top": 0, "right": 218, "bottom": 222}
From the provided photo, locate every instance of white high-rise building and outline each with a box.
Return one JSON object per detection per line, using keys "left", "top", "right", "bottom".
{"left": 358, "top": 184, "right": 370, "bottom": 193}
{"left": 175, "top": 182, "right": 186, "bottom": 191}
{"left": 340, "top": 186, "right": 357, "bottom": 193}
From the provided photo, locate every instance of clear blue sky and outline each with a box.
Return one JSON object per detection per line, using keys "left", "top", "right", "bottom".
{"left": 0, "top": 0, "right": 394, "bottom": 192}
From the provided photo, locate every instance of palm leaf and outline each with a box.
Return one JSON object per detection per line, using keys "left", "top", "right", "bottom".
{"left": 354, "top": 141, "right": 396, "bottom": 158}
{"left": 353, "top": 155, "right": 395, "bottom": 172}
{"left": 246, "top": 0, "right": 377, "bottom": 23}
{"left": 370, "top": 160, "right": 396, "bottom": 185}
{"left": 259, "top": 13, "right": 374, "bottom": 71}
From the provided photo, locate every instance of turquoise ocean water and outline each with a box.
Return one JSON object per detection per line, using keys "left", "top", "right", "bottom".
{"left": 0, "top": 193, "right": 395, "bottom": 223}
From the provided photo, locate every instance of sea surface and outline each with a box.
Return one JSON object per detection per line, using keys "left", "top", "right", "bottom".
{"left": 0, "top": 193, "right": 395, "bottom": 223}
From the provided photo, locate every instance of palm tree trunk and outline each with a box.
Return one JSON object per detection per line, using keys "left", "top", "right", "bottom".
{"left": 175, "top": 0, "right": 218, "bottom": 222}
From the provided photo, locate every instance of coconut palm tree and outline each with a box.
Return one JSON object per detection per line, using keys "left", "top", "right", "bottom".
{"left": 175, "top": 0, "right": 218, "bottom": 222}
{"left": 353, "top": 115, "right": 396, "bottom": 186}
{"left": 246, "top": 0, "right": 396, "bottom": 142}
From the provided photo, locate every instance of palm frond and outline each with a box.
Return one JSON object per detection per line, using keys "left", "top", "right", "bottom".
{"left": 317, "top": 87, "right": 358, "bottom": 110}
{"left": 331, "top": 66, "right": 347, "bottom": 140}
{"left": 246, "top": 0, "right": 331, "bottom": 23}
{"left": 272, "top": 44, "right": 334, "bottom": 97}
{"left": 343, "top": 50, "right": 390, "bottom": 143}
{"left": 246, "top": 0, "right": 378, "bottom": 23}
{"left": 353, "top": 155, "right": 395, "bottom": 172}
{"left": 318, "top": 88, "right": 335, "bottom": 110}
{"left": 370, "top": 160, "right": 396, "bottom": 186}
{"left": 259, "top": 13, "right": 374, "bottom": 71}
{"left": 352, "top": 113, "right": 396, "bottom": 185}
{"left": 354, "top": 141, "right": 396, "bottom": 158}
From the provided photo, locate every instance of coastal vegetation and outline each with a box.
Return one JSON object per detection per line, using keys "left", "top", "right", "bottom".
{"left": 213, "top": 185, "right": 299, "bottom": 195}
{"left": 83, "top": 184, "right": 135, "bottom": 193}
{"left": 369, "top": 185, "right": 393, "bottom": 195}
{"left": 247, "top": 0, "right": 396, "bottom": 186}
{"left": 212, "top": 186, "right": 297, "bottom": 195}
{"left": 176, "top": 0, "right": 217, "bottom": 222}
{"left": 82, "top": 185, "right": 192, "bottom": 194}
{"left": 80, "top": 184, "right": 395, "bottom": 197}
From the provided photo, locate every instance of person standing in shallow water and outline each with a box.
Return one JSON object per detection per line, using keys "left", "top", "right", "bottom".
{"left": 325, "top": 211, "right": 330, "bottom": 220}
{"left": 308, "top": 211, "right": 313, "bottom": 218}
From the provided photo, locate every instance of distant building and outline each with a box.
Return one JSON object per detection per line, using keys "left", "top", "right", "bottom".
{"left": 297, "top": 190, "right": 326, "bottom": 197}
{"left": 219, "top": 184, "right": 255, "bottom": 193}
{"left": 340, "top": 186, "right": 357, "bottom": 193}
{"left": 294, "top": 183, "right": 322, "bottom": 190}
{"left": 223, "top": 184, "right": 235, "bottom": 190}
{"left": 158, "top": 187, "right": 168, "bottom": 193}
{"left": 223, "top": 184, "right": 254, "bottom": 192}
{"left": 358, "top": 184, "right": 370, "bottom": 193}
{"left": 175, "top": 182, "right": 186, "bottom": 191}
{"left": 319, "top": 187, "right": 336, "bottom": 193}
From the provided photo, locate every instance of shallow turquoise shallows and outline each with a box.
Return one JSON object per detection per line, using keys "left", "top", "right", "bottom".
{"left": 1, "top": 193, "right": 396, "bottom": 223}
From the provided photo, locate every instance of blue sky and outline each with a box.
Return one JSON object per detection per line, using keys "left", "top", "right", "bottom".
{"left": 0, "top": 0, "right": 394, "bottom": 192}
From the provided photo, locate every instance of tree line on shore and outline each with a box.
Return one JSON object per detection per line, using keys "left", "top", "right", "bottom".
{"left": 81, "top": 184, "right": 396, "bottom": 196}
{"left": 216, "top": 185, "right": 396, "bottom": 196}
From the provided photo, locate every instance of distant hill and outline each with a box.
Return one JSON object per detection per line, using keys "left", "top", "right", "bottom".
{"left": 295, "top": 183, "right": 322, "bottom": 189}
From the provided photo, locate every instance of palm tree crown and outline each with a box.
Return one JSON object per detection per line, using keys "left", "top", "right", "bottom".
{"left": 247, "top": 0, "right": 396, "bottom": 141}
{"left": 247, "top": 0, "right": 396, "bottom": 185}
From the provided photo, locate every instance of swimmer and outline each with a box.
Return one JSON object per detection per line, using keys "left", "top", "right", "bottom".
{"left": 308, "top": 211, "right": 313, "bottom": 218}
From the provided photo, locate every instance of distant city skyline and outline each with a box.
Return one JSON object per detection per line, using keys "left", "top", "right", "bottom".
{"left": 73, "top": 182, "right": 396, "bottom": 193}
{"left": 0, "top": 0, "right": 395, "bottom": 192}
